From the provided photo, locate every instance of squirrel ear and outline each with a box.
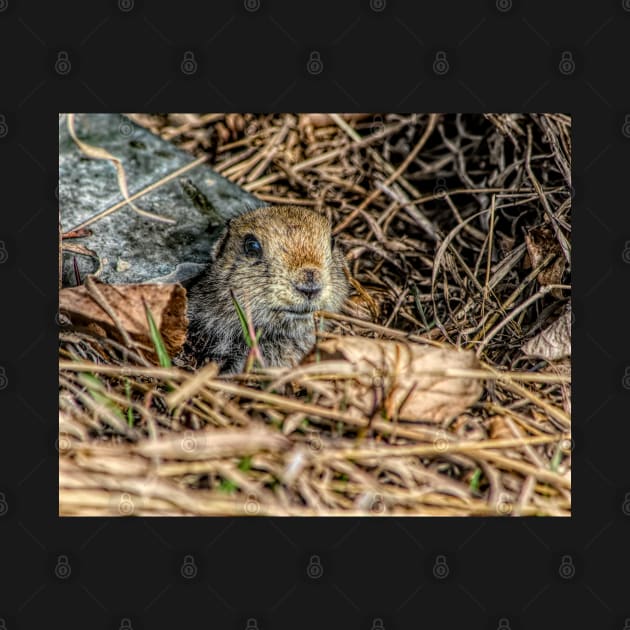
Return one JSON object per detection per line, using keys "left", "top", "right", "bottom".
{"left": 210, "top": 220, "right": 230, "bottom": 262}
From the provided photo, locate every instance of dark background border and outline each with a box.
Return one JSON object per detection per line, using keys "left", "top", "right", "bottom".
{"left": 1, "top": 1, "right": 628, "bottom": 628}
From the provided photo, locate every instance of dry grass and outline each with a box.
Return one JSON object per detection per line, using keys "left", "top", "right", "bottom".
{"left": 59, "top": 113, "right": 571, "bottom": 516}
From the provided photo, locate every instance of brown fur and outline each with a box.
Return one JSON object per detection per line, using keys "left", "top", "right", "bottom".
{"left": 185, "top": 206, "right": 349, "bottom": 373}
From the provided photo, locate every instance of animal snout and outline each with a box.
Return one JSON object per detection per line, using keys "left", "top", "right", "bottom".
{"left": 294, "top": 268, "right": 322, "bottom": 300}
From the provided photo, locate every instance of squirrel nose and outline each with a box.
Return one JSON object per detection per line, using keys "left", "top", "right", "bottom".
{"left": 294, "top": 269, "right": 322, "bottom": 300}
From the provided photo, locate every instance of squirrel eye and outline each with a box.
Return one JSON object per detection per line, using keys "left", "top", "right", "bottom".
{"left": 243, "top": 234, "right": 262, "bottom": 258}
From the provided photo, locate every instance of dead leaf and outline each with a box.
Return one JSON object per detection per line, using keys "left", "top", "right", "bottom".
{"left": 487, "top": 416, "right": 513, "bottom": 441}
{"left": 59, "top": 280, "right": 188, "bottom": 357}
{"left": 524, "top": 224, "right": 566, "bottom": 296}
{"left": 317, "top": 336, "right": 483, "bottom": 423}
{"left": 522, "top": 303, "right": 571, "bottom": 361}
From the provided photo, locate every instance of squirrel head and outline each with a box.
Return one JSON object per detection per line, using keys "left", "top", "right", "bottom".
{"left": 210, "top": 205, "right": 348, "bottom": 326}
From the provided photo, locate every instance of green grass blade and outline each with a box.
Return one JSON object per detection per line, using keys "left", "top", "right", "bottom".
{"left": 80, "top": 372, "right": 126, "bottom": 422}
{"left": 124, "top": 378, "right": 134, "bottom": 427}
{"left": 143, "top": 300, "right": 172, "bottom": 367}
{"left": 230, "top": 289, "right": 254, "bottom": 348}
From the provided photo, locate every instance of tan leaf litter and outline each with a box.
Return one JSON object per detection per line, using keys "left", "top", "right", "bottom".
{"left": 522, "top": 303, "right": 571, "bottom": 360}
{"left": 59, "top": 279, "right": 188, "bottom": 357}
{"left": 524, "top": 224, "right": 566, "bottom": 296}
{"left": 317, "top": 336, "right": 483, "bottom": 423}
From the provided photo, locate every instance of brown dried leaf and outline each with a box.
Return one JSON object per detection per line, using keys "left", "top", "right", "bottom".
{"left": 317, "top": 336, "right": 483, "bottom": 423}
{"left": 522, "top": 304, "right": 571, "bottom": 360}
{"left": 524, "top": 224, "right": 566, "bottom": 294}
{"left": 487, "top": 416, "right": 513, "bottom": 441}
{"left": 59, "top": 281, "right": 188, "bottom": 357}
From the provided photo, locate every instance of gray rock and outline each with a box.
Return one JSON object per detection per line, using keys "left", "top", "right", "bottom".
{"left": 59, "top": 113, "right": 263, "bottom": 287}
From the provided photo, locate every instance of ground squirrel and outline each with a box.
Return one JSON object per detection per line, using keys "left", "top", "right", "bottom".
{"left": 185, "top": 205, "right": 349, "bottom": 373}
